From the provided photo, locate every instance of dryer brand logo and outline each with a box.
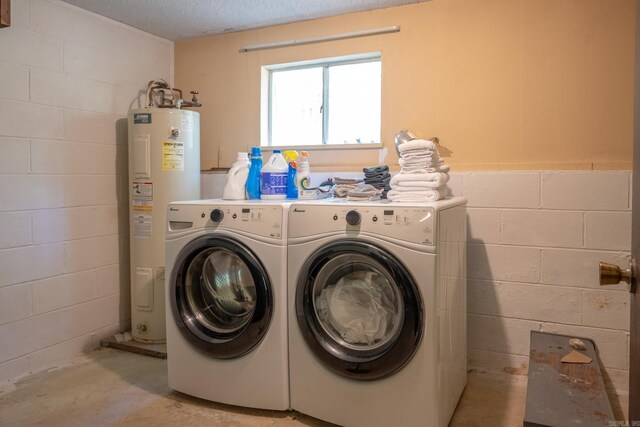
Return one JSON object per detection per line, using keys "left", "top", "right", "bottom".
{"left": 293, "top": 208, "right": 306, "bottom": 213}
{"left": 169, "top": 207, "right": 180, "bottom": 212}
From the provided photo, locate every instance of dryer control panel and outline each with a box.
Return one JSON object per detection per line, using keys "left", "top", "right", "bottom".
{"left": 289, "top": 205, "right": 435, "bottom": 245}
{"left": 168, "top": 204, "right": 284, "bottom": 239}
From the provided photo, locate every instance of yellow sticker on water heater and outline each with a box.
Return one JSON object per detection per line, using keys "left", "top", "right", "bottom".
{"left": 162, "top": 141, "right": 184, "bottom": 171}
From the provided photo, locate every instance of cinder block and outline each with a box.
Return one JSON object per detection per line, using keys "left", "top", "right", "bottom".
{"left": 0, "top": 62, "right": 29, "bottom": 101}
{"left": 446, "top": 172, "right": 462, "bottom": 197}
{"left": 463, "top": 172, "right": 540, "bottom": 208}
{"left": 0, "top": 212, "right": 32, "bottom": 249}
{"left": 0, "top": 244, "right": 64, "bottom": 287}
{"left": 63, "top": 109, "right": 120, "bottom": 144}
{"left": 63, "top": 235, "right": 119, "bottom": 273}
{"left": 0, "top": 137, "right": 29, "bottom": 174}
{"left": 468, "top": 280, "right": 582, "bottom": 324}
{"left": 467, "top": 208, "right": 501, "bottom": 244}
{"left": 93, "top": 20, "right": 172, "bottom": 66}
{"left": 468, "top": 313, "right": 541, "bottom": 356}
{"left": 64, "top": 175, "right": 118, "bottom": 207}
{"left": 468, "top": 244, "right": 540, "bottom": 283}
{"left": 0, "top": 356, "right": 29, "bottom": 384}
{"left": 33, "top": 207, "right": 95, "bottom": 244}
{"left": 0, "top": 284, "right": 31, "bottom": 325}
{"left": 0, "top": 28, "right": 62, "bottom": 71}
{"left": 541, "top": 171, "right": 630, "bottom": 210}
{"left": 540, "top": 322, "right": 629, "bottom": 370}
{"left": 585, "top": 211, "right": 631, "bottom": 251}
{"left": 31, "top": 140, "right": 93, "bottom": 174}
{"left": 541, "top": 248, "right": 629, "bottom": 290}
{"left": 68, "top": 295, "right": 120, "bottom": 338}
{"left": 30, "top": 69, "right": 94, "bottom": 111}
{"left": 0, "top": 99, "right": 63, "bottom": 139}
{"left": 0, "top": 175, "right": 65, "bottom": 212}
{"left": 468, "top": 349, "right": 529, "bottom": 375}
{"left": 30, "top": 0, "right": 95, "bottom": 44}
{"left": 27, "top": 334, "right": 94, "bottom": 375}
{"left": 64, "top": 43, "right": 161, "bottom": 88}
{"left": 94, "top": 264, "right": 122, "bottom": 298}
{"left": 0, "top": 309, "right": 71, "bottom": 361}
{"left": 93, "top": 205, "right": 119, "bottom": 237}
{"left": 502, "top": 209, "right": 583, "bottom": 248}
{"left": 32, "top": 270, "right": 96, "bottom": 314}
{"left": 604, "top": 367, "right": 630, "bottom": 396}
{"left": 582, "top": 290, "right": 630, "bottom": 331}
{"left": 94, "top": 82, "right": 143, "bottom": 116}
{"left": 92, "top": 144, "right": 128, "bottom": 175}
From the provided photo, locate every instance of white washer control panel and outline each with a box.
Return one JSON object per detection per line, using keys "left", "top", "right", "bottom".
{"left": 168, "top": 204, "right": 283, "bottom": 239}
{"left": 289, "top": 205, "right": 435, "bottom": 245}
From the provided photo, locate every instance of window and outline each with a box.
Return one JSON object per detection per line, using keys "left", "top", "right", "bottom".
{"left": 264, "top": 54, "right": 381, "bottom": 147}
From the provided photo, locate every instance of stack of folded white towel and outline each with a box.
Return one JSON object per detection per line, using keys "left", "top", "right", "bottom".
{"left": 387, "top": 139, "right": 450, "bottom": 202}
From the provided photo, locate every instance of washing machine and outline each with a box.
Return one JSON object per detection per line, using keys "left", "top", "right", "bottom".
{"left": 288, "top": 197, "right": 467, "bottom": 427}
{"left": 165, "top": 199, "right": 289, "bottom": 410}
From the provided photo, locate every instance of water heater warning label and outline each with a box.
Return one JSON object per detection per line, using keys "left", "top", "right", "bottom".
{"left": 133, "top": 212, "right": 152, "bottom": 238}
{"left": 162, "top": 141, "right": 184, "bottom": 171}
{"left": 132, "top": 181, "right": 153, "bottom": 200}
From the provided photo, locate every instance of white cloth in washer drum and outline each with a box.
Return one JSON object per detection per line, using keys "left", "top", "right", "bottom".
{"left": 322, "top": 271, "right": 397, "bottom": 346}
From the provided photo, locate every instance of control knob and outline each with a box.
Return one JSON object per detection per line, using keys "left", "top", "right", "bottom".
{"left": 345, "top": 210, "right": 361, "bottom": 226}
{"left": 210, "top": 209, "right": 224, "bottom": 223}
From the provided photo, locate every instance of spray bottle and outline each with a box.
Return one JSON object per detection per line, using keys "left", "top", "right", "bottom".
{"left": 284, "top": 150, "right": 299, "bottom": 199}
{"left": 297, "top": 151, "right": 312, "bottom": 199}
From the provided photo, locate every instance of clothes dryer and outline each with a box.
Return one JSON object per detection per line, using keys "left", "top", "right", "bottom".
{"left": 166, "top": 200, "right": 289, "bottom": 410}
{"left": 288, "top": 198, "right": 467, "bottom": 427}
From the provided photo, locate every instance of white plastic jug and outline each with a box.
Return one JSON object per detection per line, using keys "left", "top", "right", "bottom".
{"left": 223, "top": 152, "right": 250, "bottom": 200}
{"left": 260, "top": 150, "right": 288, "bottom": 200}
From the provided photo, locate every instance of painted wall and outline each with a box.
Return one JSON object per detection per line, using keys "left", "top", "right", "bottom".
{"left": 176, "top": 0, "right": 635, "bottom": 171}
{"left": 0, "top": 0, "right": 172, "bottom": 385}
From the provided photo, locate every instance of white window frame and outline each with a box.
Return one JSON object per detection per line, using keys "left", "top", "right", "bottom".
{"left": 261, "top": 52, "right": 383, "bottom": 150}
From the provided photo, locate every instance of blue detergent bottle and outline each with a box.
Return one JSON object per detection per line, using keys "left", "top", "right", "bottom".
{"left": 287, "top": 161, "right": 298, "bottom": 199}
{"left": 246, "top": 146, "right": 262, "bottom": 199}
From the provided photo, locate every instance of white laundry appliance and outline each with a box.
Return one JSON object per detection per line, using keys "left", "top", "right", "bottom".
{"left": 165, "top": 199, "right": 289, "bottom": 410}
{"left": 288, "top": 197, "right": 467, "bottom": 427}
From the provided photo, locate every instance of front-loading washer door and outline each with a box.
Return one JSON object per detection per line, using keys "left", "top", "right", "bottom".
{"left": 170, "top": 235, "right": 273, "bottom": 359}
{"left": 296, "top": 239, "right": 423, "bottom": 381}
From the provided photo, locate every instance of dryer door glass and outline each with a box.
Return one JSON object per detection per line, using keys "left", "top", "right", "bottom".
{"left": 296, "top": 239, "right": 423, "bottom": 381}
{"left": 170, "top": 236, "right": 273, "bottom": 359}
{"left": 312, "top": 253, "right": 404, "bottom": 353}
{"left": 185, "top": 248, "right": 257, "bottom": 334}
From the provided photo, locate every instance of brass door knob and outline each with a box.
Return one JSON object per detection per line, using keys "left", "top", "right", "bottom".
{"left": 599, "top": 260, "right": 636, "bottom": 293}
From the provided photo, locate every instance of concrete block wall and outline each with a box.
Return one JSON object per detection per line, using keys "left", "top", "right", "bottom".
{"left": 454, "top": 171, "right": 631, "bottom": 399}
{"left": 0, "top": 0, "right": 173, "bottom": 385}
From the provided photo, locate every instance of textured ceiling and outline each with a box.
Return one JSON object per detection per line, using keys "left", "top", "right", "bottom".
{"left": 60, "top": 0, "right": 429, "bottom": 41}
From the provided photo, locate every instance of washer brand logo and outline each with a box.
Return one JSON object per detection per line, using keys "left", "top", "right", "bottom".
{"left": 169, "top": 207, "right": 179, "bottom": 212}
{"left": 293, "top": 208, "right": 306, "bottom": 213}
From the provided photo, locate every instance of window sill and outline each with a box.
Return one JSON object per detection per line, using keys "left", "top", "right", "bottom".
{"left": 261, "top": 143, "right": 384, "bottom": 152}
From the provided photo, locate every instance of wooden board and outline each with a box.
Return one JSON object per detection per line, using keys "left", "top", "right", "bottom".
{"left": 101, "top": 336, "right": 167, "bottom": 359}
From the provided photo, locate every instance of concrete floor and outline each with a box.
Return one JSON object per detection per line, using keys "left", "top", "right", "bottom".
{"left": 0, "top": 347, "right": 529, "bottom": 426}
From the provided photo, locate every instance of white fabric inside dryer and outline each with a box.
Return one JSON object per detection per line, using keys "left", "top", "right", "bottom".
{"left": 318, "top": 270, "right": 398, "bottom": 346}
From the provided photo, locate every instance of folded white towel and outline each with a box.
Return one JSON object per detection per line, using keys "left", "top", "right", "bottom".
{"left": 399, "top": 158, "right": 450, "bottom": 174}
{"left": 391, "top": 172, "right": 449, "bottom": 187}
{"left": 389, "top": 184, "right": 443, "bottom": 191}
{"left": 398, "top": 139, "right": 437, "bottom": 153}
{"left": 387, "top": 188, "right": 445, "bottom": 202}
